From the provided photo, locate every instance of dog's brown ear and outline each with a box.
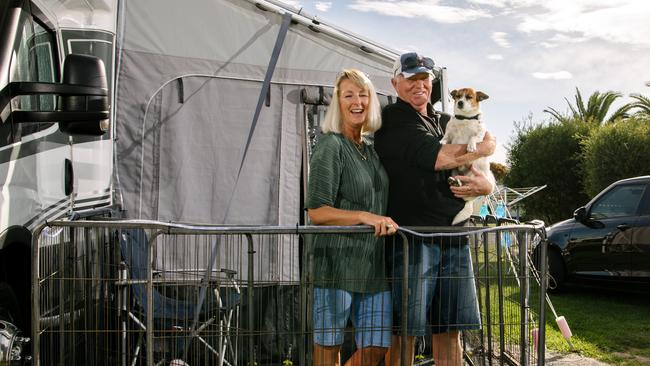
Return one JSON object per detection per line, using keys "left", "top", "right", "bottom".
{"left": 477, "top": 91, "right": 489, "bottom": 101}
{"left": 450, "top": 89, "right": 458, "bottom": 99}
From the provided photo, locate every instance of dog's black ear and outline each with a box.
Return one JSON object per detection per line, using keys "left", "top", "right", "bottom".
{"left": 450, "top": 89, "right": 458, "bottom": 99}
{"left": 477, "top": 91, "right": 489, "bottom": 101}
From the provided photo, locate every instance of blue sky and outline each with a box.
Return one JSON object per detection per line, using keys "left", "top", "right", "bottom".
{"left": 278, "top": 0, "right": 650, "bottom": 164}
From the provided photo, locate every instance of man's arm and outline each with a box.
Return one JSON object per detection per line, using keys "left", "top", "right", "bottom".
{"left": 434, "top": 131, "right": 496, "bottom": 170}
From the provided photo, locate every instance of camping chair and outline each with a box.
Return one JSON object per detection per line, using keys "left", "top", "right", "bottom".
{"left": 118, "top": 229, "right": 240, "bottom": 366}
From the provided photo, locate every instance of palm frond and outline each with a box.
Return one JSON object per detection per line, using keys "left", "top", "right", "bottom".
{"left": 628, "top": 93, "right": 650, "bottom": 115}
{"left": 544, "top": 106, "right": 568, "bottom": 122}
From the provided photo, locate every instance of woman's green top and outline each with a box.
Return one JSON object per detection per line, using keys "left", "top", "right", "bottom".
{"left": 306, "top": 133, "right": 389, "bottom": 293}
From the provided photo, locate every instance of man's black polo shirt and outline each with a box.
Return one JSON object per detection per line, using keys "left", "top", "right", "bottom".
{"left": 374, "top": 98, "right": 464, "bottom": 226}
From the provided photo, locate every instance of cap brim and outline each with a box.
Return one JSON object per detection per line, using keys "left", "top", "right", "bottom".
{"left": 401, "top": 66, "right": 434, "bottom": 79}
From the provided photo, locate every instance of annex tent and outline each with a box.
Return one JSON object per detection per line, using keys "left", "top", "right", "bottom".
{"left": 112, "top": 0, "right": 400, "bottom": 282}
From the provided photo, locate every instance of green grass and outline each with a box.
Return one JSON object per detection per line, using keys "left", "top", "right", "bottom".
{"left": 541, "top": 285, "right": 650, "bottom": 366}
{"left": 471, "top": 243, "right": 650, "bottom": 365}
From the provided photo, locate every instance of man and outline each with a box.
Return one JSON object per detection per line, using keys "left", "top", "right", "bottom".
{"left": 374, "top": 52, "right": 495, "bottom": 366}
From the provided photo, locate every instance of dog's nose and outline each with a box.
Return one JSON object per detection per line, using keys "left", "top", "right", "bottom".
{"left": 457, "top": 100, "right": 464, "bottom": 109}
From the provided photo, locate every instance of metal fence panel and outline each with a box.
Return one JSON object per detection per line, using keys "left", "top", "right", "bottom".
{"left": 31, "top": 219, "right": 546, "bottom": 366}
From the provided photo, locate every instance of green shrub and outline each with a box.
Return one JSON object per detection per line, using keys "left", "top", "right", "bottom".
{"left": 581, "top": 115, "right": 650, "bottom": 196}
{"left": 506, "top": 118, "right": 594, "bottom": 224}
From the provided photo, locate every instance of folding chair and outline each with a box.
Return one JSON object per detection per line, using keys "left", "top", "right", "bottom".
{"left": 118, "top": 229, "right": 240, "bottom": 366}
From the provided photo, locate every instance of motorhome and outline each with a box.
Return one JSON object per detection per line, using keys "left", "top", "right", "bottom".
{"left": 0, "top": 0, "right": 449, "bottom": 362}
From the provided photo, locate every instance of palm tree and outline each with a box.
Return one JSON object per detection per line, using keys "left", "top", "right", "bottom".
{"left": 626, "top": 93, "right": 650, "bottom": 116}
{"left": 544, "top": 87, "right": 631, "bottom": 124}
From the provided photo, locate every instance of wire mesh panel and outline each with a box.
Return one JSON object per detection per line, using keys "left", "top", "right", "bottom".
{"left": 34, "top": 224, "right": 120, "bottom": 365}
{"left": 463, "top": 219, "right": 546, "bottom": 366}
{"left": 31, "top": 220, "right": 546, "bottom": 366}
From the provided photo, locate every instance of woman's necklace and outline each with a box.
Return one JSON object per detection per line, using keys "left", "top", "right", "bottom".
{"left": 351, "top": 139, "right": 367, "bottom": 161}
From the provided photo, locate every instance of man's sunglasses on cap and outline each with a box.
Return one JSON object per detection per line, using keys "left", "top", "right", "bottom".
{"left": 400, "top": 52, "right": 435, "bottom": 72}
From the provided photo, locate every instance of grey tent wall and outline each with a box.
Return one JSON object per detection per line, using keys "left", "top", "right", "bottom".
{"left": 113, "top": 0, "right": 396, "bottom": 282}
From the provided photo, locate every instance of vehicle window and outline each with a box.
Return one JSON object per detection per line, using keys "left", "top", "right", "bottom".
{"left": 61, "top": 29, "right": 114, "bottom": 97}
{"left": 590, "top": 184, "right": 646, "bottom": 219}
{"left": 7, "top": 14, "right": 58, "bottom": 142}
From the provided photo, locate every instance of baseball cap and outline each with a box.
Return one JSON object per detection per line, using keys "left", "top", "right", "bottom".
{"left": 392, "top": 52, "right": 435, "bottom": 79}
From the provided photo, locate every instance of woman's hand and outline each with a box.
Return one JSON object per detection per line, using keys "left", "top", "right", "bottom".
{"left": 358, "top": 212, "right": 399, "bottom": 237}
{"left": 450, "top": 166, "right": 495, "bottom": 198}
{"left": 308, "top": 206, "right": 399, "bottom": 236}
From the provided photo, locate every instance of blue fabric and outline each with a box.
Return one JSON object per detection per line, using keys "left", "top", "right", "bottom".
{"left": 495, "top": 203, "right": 507, "bottom": 218}
{"left": 388, "top": 236, "right": 480, "bottom": 336}
{"left": 479, "top": 203, "right": 489, "bottom": 218}
{"left": 313, "top": 288, "right": 391, "bottom": 348}
{"left": 119, "top": 229, "right": 239, "bottom": 320}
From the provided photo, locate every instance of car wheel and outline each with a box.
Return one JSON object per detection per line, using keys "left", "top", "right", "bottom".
{"left": 547, "top": 249, "right": 566, "bottom": 292}
{"left": 0, "top": 281, "right": 21, "bottom": 326}
{"left": 532, "top": 246, "right": 566, "bottom": 292}
{"left": 0, "top": 281, "right": 30, "bottom": 363}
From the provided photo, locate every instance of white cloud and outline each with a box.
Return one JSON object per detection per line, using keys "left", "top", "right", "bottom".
{"left": 468, "top": 0, "right": 508, "bottom": 7}
{"left": 315, "top": 2, "right": 332, "bottom": 12}
{"left": 491, "top": 32, "right": 511, "bottom": 48}
{"left": 548, "top": 33, "right": 588, "bottom": 44}
{"left": 487, "top": 54, "right": 504, "bottom": 60}
{"left": 531, "top": 71, "right": 573, "bottom": 80}
{"left": 349, "top": 1, "right": 491, "bottom": 24}
{"left": 516, "top": 1, "right": 650, "bottom": 47}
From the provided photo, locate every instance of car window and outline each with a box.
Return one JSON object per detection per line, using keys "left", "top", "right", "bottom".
{"left": 590, "top": 183, "right": 646, "bottom": 219}
{"left": 3, "top": 13, "right": 58, "bottom": 144}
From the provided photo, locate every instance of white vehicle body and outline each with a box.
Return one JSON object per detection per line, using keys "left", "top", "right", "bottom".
{"left": 1, "top": 0, "right": 116, "bottom": 235}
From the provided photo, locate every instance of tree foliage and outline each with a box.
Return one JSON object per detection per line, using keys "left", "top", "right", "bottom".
{"left": 489, "top": 162, "right": 508, "bottom": 183}
{"left": 581, "top": 115, "right": 650, "bottom": 196}
{"left": 506, "top": 90, "right": 650, "bottom": 224}
{"left": 544, "top": 88, "right": 631, "bottom": 124}
{"left": 505, "top": 118, "right": 594, "bottom": 224}
{"left": 626, "top": 93, "right": 650, "bottom": 116}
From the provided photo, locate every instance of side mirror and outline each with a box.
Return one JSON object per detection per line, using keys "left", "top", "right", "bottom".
{"left": 1, "top": 54, "right": 109, "bottom": 135}
{"left": 573, "top": 206, "right": 587, "bottom": 222}
{"left": 574, "top": 206, "right": 604, "bottom": 228}
{"left": 58, "top": 54, "right": 109, "bottom": 135}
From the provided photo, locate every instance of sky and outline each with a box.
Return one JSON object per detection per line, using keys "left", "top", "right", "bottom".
{"left": 277, "top": 0, "right": 650, "bottom": 164}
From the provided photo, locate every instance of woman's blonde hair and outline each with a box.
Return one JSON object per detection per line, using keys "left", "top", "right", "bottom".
{"left": 320, "top": 69, "right": 382, "bottom": 135}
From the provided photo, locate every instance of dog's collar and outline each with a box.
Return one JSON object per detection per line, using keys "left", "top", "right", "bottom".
{"left": 454, "top": 114, "right": 481, "bottom": 120}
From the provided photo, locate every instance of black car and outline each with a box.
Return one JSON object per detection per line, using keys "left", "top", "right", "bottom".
{"left": 540, "top": 175, "right": 650, "bottom": 290}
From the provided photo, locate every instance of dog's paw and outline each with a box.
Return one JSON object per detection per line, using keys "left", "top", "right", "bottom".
{"left": 467, "top": 142, "right": 477, "bottom": 152}
{"left": 448, "top": 176, "right": 463, "bottom": 187}
{"left": 440, "top": 138, "right": 449, "bottom": 145}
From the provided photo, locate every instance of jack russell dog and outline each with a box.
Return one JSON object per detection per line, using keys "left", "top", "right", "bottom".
{"left": 441, "top": 87, "right": 496, "bottom": 225}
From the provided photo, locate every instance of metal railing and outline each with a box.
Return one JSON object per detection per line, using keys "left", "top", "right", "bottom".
{"left": 30, "top": 219, "right": 547, "bottom": 366}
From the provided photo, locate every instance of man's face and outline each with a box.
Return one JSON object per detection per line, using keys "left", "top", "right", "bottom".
{"left": 392, "top": 73, "right": 432, "bottom": 113}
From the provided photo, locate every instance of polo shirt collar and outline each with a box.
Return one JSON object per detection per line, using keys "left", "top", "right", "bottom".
{"left": 395, "top": 97, "right": 435, "bottom": 118}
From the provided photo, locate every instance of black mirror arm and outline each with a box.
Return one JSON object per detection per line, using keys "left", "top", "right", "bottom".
{"left": 9, "top": 81, "right": 108, "bottom": 97}
{"left": 12, "top": 110, "right": 109, "bottom": 123}
{"left": 1, "top": 82, "right": 109, "bottom": 124}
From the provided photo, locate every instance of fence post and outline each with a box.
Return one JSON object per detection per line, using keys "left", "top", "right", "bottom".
{"left": 519, "top": 229, "right": 529, "bottom": 365}
{"left": 538, "top": 234, "right": 548, "bottom": 366}
{"left": 495, "top": 229, "right": 505, "bottom": 362}
{"left": 398, "top": 232, "right": 409, "bottom": 366}
{"left": 31, "top": 224, "right": 46, "bottom": 366}
{"left": 146, "top": 231, "right": 163, "bottom": 366}
{"left": 246, "top": 233, "right": 255, "bottom": 365}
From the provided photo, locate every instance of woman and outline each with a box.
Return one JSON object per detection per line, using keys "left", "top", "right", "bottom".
{"left": 307, "top": 69, "right": 399, "bottom": 366}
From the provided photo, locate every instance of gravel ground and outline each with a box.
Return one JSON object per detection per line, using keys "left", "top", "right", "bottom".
{"left": 544, "top": 350, "right": 611, "bottom": 366}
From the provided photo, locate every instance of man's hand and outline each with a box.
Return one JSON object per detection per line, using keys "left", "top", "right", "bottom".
{"left": 435, "top": 132, "right": 496, "bottom": 171}
{"left": 450, "top": 166, "right": 495, "bottom": 198}
{"left": 476, "top": 131, "right": 496, "bottom": 157}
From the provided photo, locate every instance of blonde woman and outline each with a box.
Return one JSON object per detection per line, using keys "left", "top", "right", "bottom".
{"left": 307, "top": 69, "right": 398, "bottom": 366}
